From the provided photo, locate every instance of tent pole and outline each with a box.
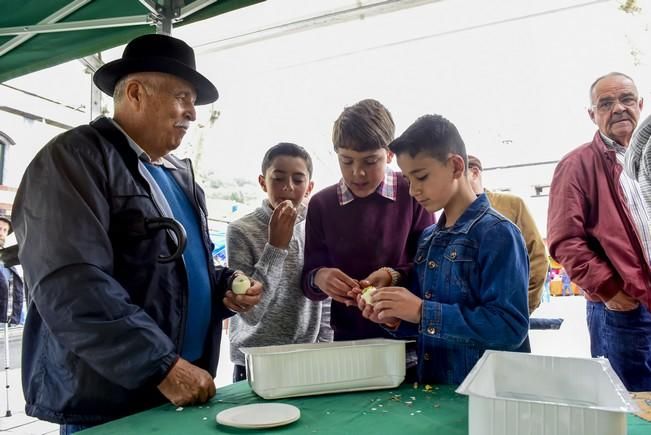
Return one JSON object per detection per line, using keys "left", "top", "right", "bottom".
{"left": 3, "top": 322, "right": 11, "bottom": 417}
{"left": 156, "top": 0, "right": 180, "bottom": 35}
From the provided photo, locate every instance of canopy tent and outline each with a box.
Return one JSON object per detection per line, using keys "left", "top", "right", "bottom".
{"left": 0, "top": 0, "right": 262, "bottom": 82}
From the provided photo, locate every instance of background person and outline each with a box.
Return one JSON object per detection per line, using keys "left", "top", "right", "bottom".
{"left": 467, "top": 155, "right": 547, "bottom": 313}
{"left": 0, "top": 216, "right": 23, "bottom": 326}
{"left": 547, "top": 72, "right": 651, "bottom": 391}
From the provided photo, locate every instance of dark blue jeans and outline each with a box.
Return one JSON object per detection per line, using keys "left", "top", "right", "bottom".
{"left": 530, "top": 318, "right": 564, "bottom": 330}
{"left": 586, "top": 300, "right": 651, "bottom": 391}
{"left": 60, "top": 424, "right": 94, "bottom": 435}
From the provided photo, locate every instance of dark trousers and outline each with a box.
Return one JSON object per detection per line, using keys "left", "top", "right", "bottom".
{"left": 586, "top": 300, "right": 651, "bottom": 391}
{"left": 233, "top": 364, "right": 247, "bottom": 383}
{"left": 529, "top": 318, "right": 564, "bottom": 330}
{"left": 60, "top": 424, "right": 93, "bottom": 435}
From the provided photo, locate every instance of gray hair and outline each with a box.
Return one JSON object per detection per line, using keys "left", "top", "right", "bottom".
{"left": 113, "top": 72, "right": 162, "bottom": 104}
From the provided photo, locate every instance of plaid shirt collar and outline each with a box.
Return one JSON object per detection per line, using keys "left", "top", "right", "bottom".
{"left": 336, "top": 167, "right": 398, "bottom": 206}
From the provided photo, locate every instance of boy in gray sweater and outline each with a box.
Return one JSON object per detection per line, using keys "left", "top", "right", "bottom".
{"left": 227, "top": 143, "right": 333, "bottom": 381}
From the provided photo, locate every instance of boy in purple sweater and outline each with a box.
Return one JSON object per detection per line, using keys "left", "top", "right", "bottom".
{"left": 302, "top": 99, "right": 434, "bottom": 342}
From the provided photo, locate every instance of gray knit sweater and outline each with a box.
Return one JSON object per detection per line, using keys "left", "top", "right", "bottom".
{"left": 226, "top": 199, "right": 333, "bottom": 366}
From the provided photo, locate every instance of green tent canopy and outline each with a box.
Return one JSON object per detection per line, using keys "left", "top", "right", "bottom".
{"left": 0, "top": 0, "right": 262, "bottom": 82}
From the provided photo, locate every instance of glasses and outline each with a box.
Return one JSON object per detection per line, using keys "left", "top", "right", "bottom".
{"left": 592, "top": 95, "right": 639, "bottom": 113}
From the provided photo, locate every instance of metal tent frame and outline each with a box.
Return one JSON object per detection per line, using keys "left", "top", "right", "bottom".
{"left": 0, "top": 0, "right": 263, "bottom": 83}
{"left": 0, "top": 0, "right": 221, "bottom": 55}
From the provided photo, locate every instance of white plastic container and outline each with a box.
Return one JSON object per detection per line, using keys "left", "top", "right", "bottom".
{"left": 241, "top": 339, "right": 406, "bottom": 399}
{"left": 456, "top": 351, "right": 639, "bottom": 435}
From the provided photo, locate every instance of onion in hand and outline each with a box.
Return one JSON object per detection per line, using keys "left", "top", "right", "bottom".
{"left": 231, "top": 275, "right": 251, "bottom": 294}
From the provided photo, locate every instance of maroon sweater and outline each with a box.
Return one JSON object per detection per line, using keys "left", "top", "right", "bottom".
{"left": 302, "top": 176, "right": 435, "bottom": 340}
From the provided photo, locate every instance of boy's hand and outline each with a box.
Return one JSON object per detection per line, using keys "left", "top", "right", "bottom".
{"left": 314, "top": 268, "right": 359, "bottom": 306}
{"left": 366, "top": 268, "right": 394, "bottom": 288}
{"left": 224, "top": 279, "right": 263, "bottom": 312}
{"left": 357, "top": 293, "right": 401, "bottom": 328}
{"left": 349, "top": 269, "right": 393, "bottom": 298}
{"left": 269, "top": 200, "right": 298, "bottom": 249}
{"left": 369, "top": 286, "right": 423, "bottom": 324}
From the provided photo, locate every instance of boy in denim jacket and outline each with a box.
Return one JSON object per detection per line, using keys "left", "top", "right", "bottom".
{"left": 358, "top": 114, "right": 530, "bottom": 385}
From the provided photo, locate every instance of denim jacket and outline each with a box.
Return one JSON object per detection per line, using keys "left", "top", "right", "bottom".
{"left": 394, "top": 194, "right": 530, "bottom": 385}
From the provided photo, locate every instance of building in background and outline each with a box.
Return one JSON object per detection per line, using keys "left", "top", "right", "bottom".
{"left": 0, "top": 82, "right": 88, "bottom": 216}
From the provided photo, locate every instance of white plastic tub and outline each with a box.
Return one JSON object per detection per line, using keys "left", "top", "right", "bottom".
{"left": 456, "top": 351, "right": 639, "bottom": 435}
{"left": 241, "top": 339, "right": 406, "bottom": 399}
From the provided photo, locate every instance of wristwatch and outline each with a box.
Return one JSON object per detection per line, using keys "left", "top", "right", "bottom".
{"left": 381, "top": 267, "right": 401, "bottom": 286}
{"left": 308, "top": 269, "right": 321, "bottom": 291}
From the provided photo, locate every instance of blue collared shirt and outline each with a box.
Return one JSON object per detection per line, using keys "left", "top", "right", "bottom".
{"left": 393, "top": 194, "right": 530, "bottom": 384}
{"left": 109, "top": 118, "right": 211, "bottom": 361}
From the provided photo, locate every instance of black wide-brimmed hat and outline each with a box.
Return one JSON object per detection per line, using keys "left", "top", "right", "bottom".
{"left": 93, "top": 34, "right": 218, "bottom": 105}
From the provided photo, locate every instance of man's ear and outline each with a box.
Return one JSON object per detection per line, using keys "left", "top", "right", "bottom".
{"left": 588, "top": 107, "right": 596, "bottom": 125}
{"left": 386, "top": 150, "right": 394, "bottom": 164}
{"left": 258, "top": 174, "right": 267, "bottom": 193}
{"left": 305, "top": 180, "right": 315, "bottom": 198}
{"left": 125, "top": 80, "right": 147, "bottom": 110}
{"left": 450, "top": 155, "right": 466, "bottom": 179}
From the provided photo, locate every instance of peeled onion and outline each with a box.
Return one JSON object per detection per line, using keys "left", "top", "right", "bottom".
{"left": 361, "top": 286, "right": 377, "bottom": 305}
{"left": 231, "top": 275, "right": 251, "bottom": 294}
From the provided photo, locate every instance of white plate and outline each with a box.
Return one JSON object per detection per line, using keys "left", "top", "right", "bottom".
{"left": 216, "top": 403, "right": 300, "bottom": 429}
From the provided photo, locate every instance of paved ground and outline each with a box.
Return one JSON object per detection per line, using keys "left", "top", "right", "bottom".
{"left": 0, "top": 295, "right": 589, "bottom": 434}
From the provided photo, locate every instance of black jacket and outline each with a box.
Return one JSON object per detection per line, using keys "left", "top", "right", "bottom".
{"left": 12, "top": 117, "right": 234, "bottom": 424}
{"left": 0, "top": 265, "right": 23, "bottom": 324}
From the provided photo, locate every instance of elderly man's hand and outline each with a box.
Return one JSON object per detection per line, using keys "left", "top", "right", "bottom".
{"left": 157, "top": 358, "right": 216, "bottom": 406}
{"left": 223, "top": 279, "right": 263, "bottom": 312}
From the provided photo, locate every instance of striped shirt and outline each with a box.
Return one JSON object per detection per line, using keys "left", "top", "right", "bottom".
{"left": 336, "top": 168, "right": 398, "bottom": 206}
{"left": 601, "top": 133, "right": 651, "bottom": 265}
{"left": 625, "top": 114, "right": 651, "bottom": 220}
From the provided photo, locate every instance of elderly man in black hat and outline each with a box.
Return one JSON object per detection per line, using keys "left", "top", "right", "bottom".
{"left": 0, "top": 215, "right": 24, "bottom": 326}
{"left": 12, "top": 34, "right": 262, "bottom": 433}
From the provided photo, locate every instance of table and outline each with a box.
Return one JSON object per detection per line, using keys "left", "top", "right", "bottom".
{"left": 81, "top": 381, "right": 651, "bottom": 434}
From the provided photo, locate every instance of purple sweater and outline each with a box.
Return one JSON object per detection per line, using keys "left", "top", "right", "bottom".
{"left": 302, "top": 176, "right": 435, "bottom": 340}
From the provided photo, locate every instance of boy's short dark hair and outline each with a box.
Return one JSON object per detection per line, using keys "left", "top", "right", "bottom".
{"left": 389, "top": 114, "right": 467, "bottom": 168}
{"left": 332, "top": 99, "right": 395, "bottom": 152}
{"left": 261, "top": 142, "right": 314, "bottom": 178}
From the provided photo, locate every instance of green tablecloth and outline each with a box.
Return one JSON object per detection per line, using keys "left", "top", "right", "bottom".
{"left": 80, "top": 381, "right": 651, "bottom": 434}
